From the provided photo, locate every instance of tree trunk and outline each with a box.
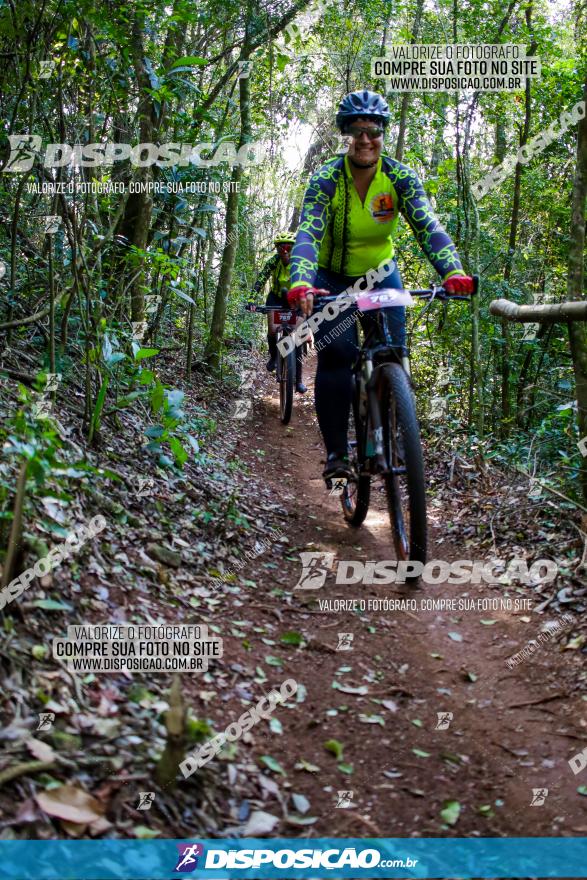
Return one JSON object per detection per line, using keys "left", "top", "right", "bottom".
{"left": 495, "top": 117, "right": 507, "bottom": 163}
{"left": 202, "top": 216, "right": 216, "bottom": 324}
{"left": 515, "top": 321, "right": 549, "bottom": 427}
{"left": 289, "top": 139, "right": 324, "bottom": 229}
{"left": 114, "top": 14, "right": 156, "bottom": 323}
{"left": 501, "top": 2, "right": 536, "bottom": 437}
{"left": 567, "top": 75, "right": 587, "bottom": 502}
{"left": 205, "top": 18, "right": 253, "bottom": 371}
{"left": 429, "top": 94, "right": 449, "bottom": 179}
{"left": 395, "top": 0, "right": 424, "bottom": 162}
{"left": 460, "top": 95, "right": 482, "bottom": 434}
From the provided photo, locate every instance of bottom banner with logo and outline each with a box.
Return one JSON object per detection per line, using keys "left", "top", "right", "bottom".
{"left": 0, "top": 837, "right": 586, "bottom": 878}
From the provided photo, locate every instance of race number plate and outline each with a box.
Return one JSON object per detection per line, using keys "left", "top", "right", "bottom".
{"left": 356, "top": 289, "right": 415, "bottom": 312}
{"left": 274, "top": 310, "right": 296, "bottom": 325}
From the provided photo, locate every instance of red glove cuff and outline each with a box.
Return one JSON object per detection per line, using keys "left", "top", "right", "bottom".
{"left": 287, "top": 286, "right": 310, "bottom": 307}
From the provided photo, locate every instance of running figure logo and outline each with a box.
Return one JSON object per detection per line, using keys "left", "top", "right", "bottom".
{"left": 435, "top": 711, "right": 453, "bottom": 730}
{"left": 336, "top": 632, "right": 354, "bottom": 651}
{"left": 135, "top": 476, "right": 155, "bottom": 499}
{"left": 44, "top": 215, "right": 62, "bottom": 234}
{"left": 232, "top": 398, "right": 252, "bottom": 419}
{"left": 36, "top": 712, "right": 55, "bottom": 731}
{"left": 38, "top": 60, "right": 56, "bottom": 79}
{"left": 45, "top": 373, "right": 62, "bottom": 392}
{"left": 136, "top": 792, "right": 155, "bottom": 810}
{"left": 174, "top": 843, "right": 204, "bottom": 873}
{"left": 329, "top": 477, "right": 347, "bottom": 496}
{"left": 335, "top": 790, "right": 354, "bottom": 809}
{"left": 132, "top": 321, "right": 148, "bottom": 340}
{"left": 530, "top": 788, "right": 548, "bottom": 806}
{"left": 294, "top": 551, "right": 336, "bottom": 590}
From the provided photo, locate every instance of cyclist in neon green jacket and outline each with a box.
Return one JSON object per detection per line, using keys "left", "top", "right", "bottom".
{"left": 287, "top": 89, "right": 473, "bottom": 481}
{"left": 253, "top": 232, "right": 306, "bottom": 393}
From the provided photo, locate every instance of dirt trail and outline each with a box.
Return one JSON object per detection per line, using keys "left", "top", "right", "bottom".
{"left": 226, "top": 354, "right": 587, "bottom": 838}
{"left": 2, "top": 349, "right": 585, "bottom": 847}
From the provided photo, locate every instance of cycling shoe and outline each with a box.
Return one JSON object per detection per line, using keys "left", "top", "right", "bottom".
{"left": 322, "top": 452, "right": 352, "bottom": 482}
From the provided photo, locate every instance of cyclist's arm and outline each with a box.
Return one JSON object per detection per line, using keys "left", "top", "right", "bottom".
{"left": 394, "top": 165, "right": 464, "bottom": 282}
{"left": 252, "top": 254, "right": 280, "bottom": 299}
{"left": 289, "top": 167, "right": 335, "bottom": 296}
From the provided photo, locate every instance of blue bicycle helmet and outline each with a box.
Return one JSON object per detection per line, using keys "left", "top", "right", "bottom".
{"left": 335, "top": 89, "right": 391, "bottom": 131}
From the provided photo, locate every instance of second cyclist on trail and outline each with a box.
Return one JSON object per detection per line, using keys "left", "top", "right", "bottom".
{"left": 286, "top": 89, "right": 474, "bottom": 483}
{"left": 253, "top": 231, "right": 306, "bottom": 394}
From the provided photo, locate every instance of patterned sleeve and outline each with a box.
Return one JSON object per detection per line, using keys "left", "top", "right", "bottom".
{"left": 289, "top": 160, "right": 339, "bottom": 290}
{"left": 391, "top": 162, "right": 463, "bottom": 280}
{"left": 253, "top": 254, "right": 280, "bottom": 294}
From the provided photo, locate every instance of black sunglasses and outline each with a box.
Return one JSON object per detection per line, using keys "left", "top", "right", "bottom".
{"left": 346, "top": 125, "right": 384, "bottom": 140}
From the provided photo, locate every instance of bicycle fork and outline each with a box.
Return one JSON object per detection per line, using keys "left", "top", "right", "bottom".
{"left": 276, "top": 330, "right": 285, "bottom": 381}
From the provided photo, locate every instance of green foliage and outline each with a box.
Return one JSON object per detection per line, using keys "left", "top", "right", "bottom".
{"left": 0, "top": 0, "right": 585, "bottom": 504}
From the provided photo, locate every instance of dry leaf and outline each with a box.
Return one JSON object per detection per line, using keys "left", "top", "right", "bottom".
{"left": 14, "top": 799, "right": 39, "bottom": 824}
{"left": 88, "top": 816, "right": 113, "bottom": 836}
{"left": 60, "top": 819, "right": 88, "bottom": 838}
{"left": 382, "top": 700, "right": 399, "bottom": 713}
{"left": 44, "top": 700, "right": 68, "bottom": 714}
{"left": 36, "top": 785, "right": 105, "bottom": 825}
{"left": 242, "top": 810, "right": 280, "bottom": 835}
{"left": 26, "top": 738, "right": 55, "bottom": 763}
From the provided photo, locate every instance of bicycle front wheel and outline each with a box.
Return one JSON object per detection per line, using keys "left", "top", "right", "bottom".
{"left": 279, "top": 346, "right": 295, "bottom": 424}
{"left": 379, "top": 362, "right": 427, "bottom": 565}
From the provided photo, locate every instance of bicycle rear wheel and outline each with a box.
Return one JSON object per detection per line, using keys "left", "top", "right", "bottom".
{"left": 379, "top": 362, "right": 427, "bottom": 565}
{"left": 279, "top": 346, "right": 295, "bottom": 424}
{"left": 341, "top": 383, "right": 370, "bottom": 526}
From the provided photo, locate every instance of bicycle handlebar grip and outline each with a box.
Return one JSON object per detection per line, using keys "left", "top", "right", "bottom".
{"left": 472, "top": 274, "right": 479, "bottom": 296}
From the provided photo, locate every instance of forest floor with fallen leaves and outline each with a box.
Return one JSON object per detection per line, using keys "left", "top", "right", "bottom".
{"left": 1, "top": 344, "right": 587, "bottom": 844}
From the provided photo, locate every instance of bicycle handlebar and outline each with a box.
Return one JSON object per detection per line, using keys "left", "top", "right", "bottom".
{"left": 245, "top": 302, "right": 294, "bottom": 315}
{"left": 313, "top": 274, "right": 479, "bottom": 304}
{"left": 410, "top": 273, "right": 479, "bottom": 300}
{"left": 245, "top": 276, "right": 478, "bottom": 313}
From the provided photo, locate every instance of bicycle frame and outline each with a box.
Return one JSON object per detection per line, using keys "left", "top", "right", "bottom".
{"left": 355, "top": 324, "right": 406, "bottom": 476}
{"left": 245, "top": 301, "right": 299, "bottom": 424}
{"left": 310, "top": 291, "right": 411, "bottom": 475}
{"left": 314, "top": 279, "right": 478, "bottom": 475}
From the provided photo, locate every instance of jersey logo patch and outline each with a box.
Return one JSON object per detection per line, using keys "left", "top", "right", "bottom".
{"left": 369, "top": 192, "right": 394, "bottom": 223}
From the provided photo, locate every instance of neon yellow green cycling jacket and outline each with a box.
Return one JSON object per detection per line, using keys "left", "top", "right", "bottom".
{"left": 289, "top": 154, "right": 463, "bottom": 291}
{"left": 253, "top": 254, "right": 290, "bottom": 297}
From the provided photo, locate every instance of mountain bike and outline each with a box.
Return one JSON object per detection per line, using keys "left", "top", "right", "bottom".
{"left": 314, "top": 277, "right": 478, "bottom": 566}
{"left": 245, "top": 301, "right": 298, "bottom": 424}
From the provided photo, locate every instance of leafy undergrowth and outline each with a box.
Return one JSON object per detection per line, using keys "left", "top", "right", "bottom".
{"left": 0, "top": 346, "right": 292, "bottom": 839}
{"left": 1, "top": 344, "right": 586, "bottom": 841}
{"left": 423, "top": 427, "right": 587, "bottom": 622}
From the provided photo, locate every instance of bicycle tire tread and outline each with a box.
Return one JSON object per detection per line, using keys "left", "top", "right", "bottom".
{"left": 380, "top": 362, "right": 427, "bottom": 563}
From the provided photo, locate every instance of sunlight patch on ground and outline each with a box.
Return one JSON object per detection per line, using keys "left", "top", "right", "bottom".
{"left": 364, "top": 506, "right": 391, "bottom": 530}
